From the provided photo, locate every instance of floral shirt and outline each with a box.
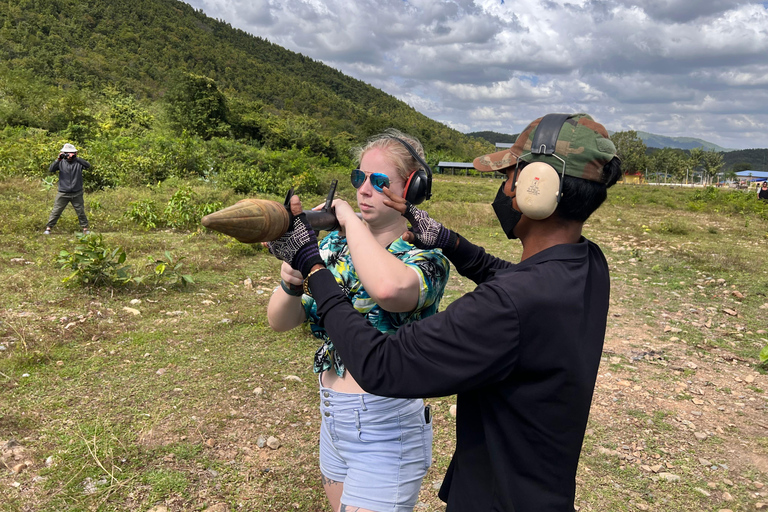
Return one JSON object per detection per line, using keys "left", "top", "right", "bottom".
{"left": 302, "top": 231, "right": 450, "bottom": 377}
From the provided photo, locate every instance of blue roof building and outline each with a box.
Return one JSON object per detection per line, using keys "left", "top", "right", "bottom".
{"left": 735, "top": 170, "right": 768, "bottom": 181}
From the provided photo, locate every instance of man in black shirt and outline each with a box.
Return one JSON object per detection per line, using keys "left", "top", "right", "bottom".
{"left": 269, "top": 113, "right": 622, "bottom": 511}
{"left": 44, "top": 143, "right": 91, "bottom": 235}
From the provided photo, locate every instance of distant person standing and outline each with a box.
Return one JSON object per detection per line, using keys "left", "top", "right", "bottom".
{"left": 44, "top": 143, "right": 91, "bottom": 235}
{"left": 758, "top": 182, "right": 768, "bottom": 201}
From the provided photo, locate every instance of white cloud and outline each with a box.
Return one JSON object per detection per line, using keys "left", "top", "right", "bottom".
{"left": 183, "top": 0, "right": 768, "bottom": 148}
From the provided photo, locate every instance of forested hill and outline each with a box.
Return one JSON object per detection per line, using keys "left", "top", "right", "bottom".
{"left": 723, "top": 149, "right": 768, "bottom": 173}
{"left": 467, "top": 131, "right": 519, "bottom": 144}
{"left": 0, "top": 0, "right": 489, "bottom": 162}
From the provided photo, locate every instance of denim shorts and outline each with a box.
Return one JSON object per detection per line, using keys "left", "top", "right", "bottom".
{"left": 318, "top": 382, "right": 433, "bottom": 512}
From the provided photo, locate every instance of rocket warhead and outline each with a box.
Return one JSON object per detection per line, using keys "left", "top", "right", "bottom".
{"left": 201, "top": 198, "right": 291, "bottom": 243}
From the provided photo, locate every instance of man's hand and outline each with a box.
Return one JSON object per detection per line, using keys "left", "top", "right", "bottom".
{"left": 267, "top": 195, "right": 324, "bottom": 277}
{"left": 381, "top": 187, "right": 458, "bottom": 251}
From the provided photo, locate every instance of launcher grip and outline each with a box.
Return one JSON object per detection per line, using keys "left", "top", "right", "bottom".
{"left": 201, "top": 198, "right": 351, "bottom": 243}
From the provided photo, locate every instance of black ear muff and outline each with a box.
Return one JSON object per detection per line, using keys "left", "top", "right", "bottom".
{"left": 514, "top": 162, "right": 561, "bottom": 219}
{"left": 513, "top": 113, "right": 572, "bottom": 220}
{"left": 404, "top": 169, "right": 429, "bottom": 205}
{"left": 390, "top": 137, "right": 432, "bottom": 205}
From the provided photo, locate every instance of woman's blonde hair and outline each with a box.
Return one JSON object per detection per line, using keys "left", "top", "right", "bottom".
{"left": 354, "top": 129, "right": 427, "bottom": 181}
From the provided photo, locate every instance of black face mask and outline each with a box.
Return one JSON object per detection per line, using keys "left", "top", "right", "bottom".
{"left": 492, "top": 181, "right": 522, "bottom": 239}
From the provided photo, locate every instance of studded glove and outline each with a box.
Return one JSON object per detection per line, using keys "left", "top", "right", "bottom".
{"left": 267, "top": 212, "right": 324, "bottom": 277}
{"left": 402, "top": 201, "right": 458, "bottom": 251}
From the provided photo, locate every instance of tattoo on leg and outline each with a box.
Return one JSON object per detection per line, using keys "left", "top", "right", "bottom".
{"left": 321, "top": 474, "right": 342, "bottom": 487}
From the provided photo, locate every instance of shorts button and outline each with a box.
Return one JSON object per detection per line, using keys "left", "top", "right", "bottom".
{"left": 324, "top": 411, "right": 331, "bottom": 417}
{"left": 323, "top": 392, "right": 330, "bottom": 398}
{"left": 324, "top": 401, "right": 330, "bottom": 407}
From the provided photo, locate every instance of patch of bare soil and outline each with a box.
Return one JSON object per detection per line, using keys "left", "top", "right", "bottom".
{"left": 583, "top": 279, "right": 768, "bottom": 510}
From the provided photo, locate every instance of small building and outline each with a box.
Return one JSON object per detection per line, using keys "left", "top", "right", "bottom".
{"left": 735, "top": 170, "right": 768, "bottom": 190}
{"left": 436, "top": 161, "right": 504, "bottom": 178}
{"left": 436, "top": 161, "right": 476, "bottom": 176}
{"left": 735, "top": 170, "right": 768, "bottom": 179}
{"left": 621, "top": 174, "right": 644, "bottom": 185}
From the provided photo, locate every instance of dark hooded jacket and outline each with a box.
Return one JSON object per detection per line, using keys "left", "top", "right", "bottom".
{"left": 49, "top": 157, "right": 90, "bottom": 193}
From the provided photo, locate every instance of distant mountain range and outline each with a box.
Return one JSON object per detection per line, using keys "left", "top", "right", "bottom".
{"left": 633, "top": 131, "right": 735, "bottom": 152}
{"left": 468, "top": 129, "right": 736, "bottom": 152}
{"left": 468, "top": 129, "right": 768, "bottom": 172}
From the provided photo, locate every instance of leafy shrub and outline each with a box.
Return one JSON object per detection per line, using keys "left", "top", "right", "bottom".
{"left": 658, "top": 220, "right": 691, "bottom": 235}
{"left": 56, "top": 233, "right": 133, "bottom": 288}
{"left": 136, "top": 251, "right": 194, "bottom": 288}
{"left": 687, "top": 186, "right": 768, "bottom": 220}
{"left": 199, "top": 201, "right": 223, "bottom": 219}
{"left": 0, "top": 126, "right": 59, "bottom": 180}
{"left": 41, "top": 175, "right": 57, "bottom": 192}
{"left": 125, "top": 199, "right": 160, "bottom": 229}
{"left": 164, "top": 187, "right": 199, "bottom": 229}
{"left": 218, "top": 161, "right": 288, "bottom": 195}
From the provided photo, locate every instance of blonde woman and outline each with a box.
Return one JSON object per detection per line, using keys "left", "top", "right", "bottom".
{"left": 267, "top": 130, "right": 449, "bottom": 512}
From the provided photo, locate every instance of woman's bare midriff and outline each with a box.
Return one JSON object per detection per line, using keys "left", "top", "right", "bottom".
{"left": 321, "top": 369, "right": 366, "bottom": 394}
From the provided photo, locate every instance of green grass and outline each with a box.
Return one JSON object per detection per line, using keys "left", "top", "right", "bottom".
{"left": 2, "top": 177, "right": 768, "bottom": 511}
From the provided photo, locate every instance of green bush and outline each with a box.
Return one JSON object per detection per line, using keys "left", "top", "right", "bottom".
{"left": 56, "top": 233, "right": 134, "bottom": 288}
{"left": 164, "top": 186, "right": 199, "bottom": 229}
{"left": 658, "top": 220, "right": 691, "bottom": 235}
{"left": 136, "top": 251, "right": 194, "bottom": 288}
{"left": 125, "top": 199, "right": 160, "bottom": 229}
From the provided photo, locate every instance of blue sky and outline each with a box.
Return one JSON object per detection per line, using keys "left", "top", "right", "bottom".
{"left": 184, "top": 0, "right": 768, "bottom": 149}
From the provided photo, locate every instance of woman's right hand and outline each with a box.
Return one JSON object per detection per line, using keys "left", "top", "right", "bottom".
{"left": 330, "top": 199, "right": 358, "bottom": 229}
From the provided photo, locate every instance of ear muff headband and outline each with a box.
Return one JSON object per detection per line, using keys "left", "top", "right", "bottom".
{"left": 513, "top": 113, "right": 571, "bottom": 220}
{"left": 389, "top": 137, "right": 433, "bottom": 205}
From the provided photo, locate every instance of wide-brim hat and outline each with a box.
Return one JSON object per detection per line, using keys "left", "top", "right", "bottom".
{"left": 60, "top": 143, "right": 77, "bottom": 153}
{"left": 473, "top": 113, "right": 617, "bottom": 183}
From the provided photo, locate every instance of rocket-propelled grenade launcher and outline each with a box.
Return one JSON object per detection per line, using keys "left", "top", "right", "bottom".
{"left": 201, "top": 180, "right": 356, "bottom": 243}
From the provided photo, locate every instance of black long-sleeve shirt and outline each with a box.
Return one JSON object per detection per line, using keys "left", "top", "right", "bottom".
{"left": 49, "top": 157, "right": 90, "bottom": 193}
{"left": 310, "top": 235, "right": 610, "bottom": 512}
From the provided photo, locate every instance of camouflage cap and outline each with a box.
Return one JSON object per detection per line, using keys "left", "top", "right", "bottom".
{"left": 473, "top": 113, "right": 617, "bottom": 183}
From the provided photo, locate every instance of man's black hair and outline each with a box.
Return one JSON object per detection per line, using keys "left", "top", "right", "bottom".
{"left": 556, "top": 157, "right": 622, "bottom": 222}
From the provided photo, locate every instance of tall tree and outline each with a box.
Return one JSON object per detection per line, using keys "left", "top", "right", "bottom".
{"left": 165, "top": 72, "right": 229, "bottom": 140}
{"left": 649, "top": 148, "right": 687, "bottom": 184}
{"left": 610, "top": 130, "right": 648, "bottom": 176}
{"left": 702, "top": 150, "right": 725, "bottom": 185}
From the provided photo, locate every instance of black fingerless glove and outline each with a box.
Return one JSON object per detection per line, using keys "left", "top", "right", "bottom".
{"left": 267, "top": 212, "right": 324, "bottom": 277}
{"left": 402, "top": 202, "right": 458, "bottom": 252}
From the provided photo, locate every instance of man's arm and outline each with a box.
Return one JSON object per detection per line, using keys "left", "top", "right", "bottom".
{"left": 379, "top": 188, "right": 513, "bottom": 285}
{"left": 76, "top": 158, "right": 91, "bottom": 169}
{"left": 444, "top": 235, "right": 513, "bottom": 284}
{"left": 310, "top": 269, "right": 519, "bottom": 398}
{"left": 48, "top": 160, "right": 60, "bottom": 173}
